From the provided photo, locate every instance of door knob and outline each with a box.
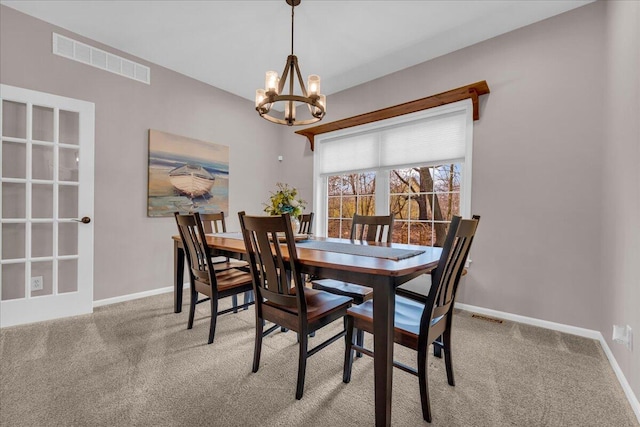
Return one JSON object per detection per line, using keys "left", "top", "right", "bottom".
{"left": 73, "top": 216, "right": 91, "bottom": 224}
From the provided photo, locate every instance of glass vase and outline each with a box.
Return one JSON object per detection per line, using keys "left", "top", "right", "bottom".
{"left": 290, "top": 216, "right": 300, "bottom": 234}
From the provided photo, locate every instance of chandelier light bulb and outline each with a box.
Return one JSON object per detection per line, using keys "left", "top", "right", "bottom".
{"left": 308, "top": 75, "right": 320, "bottom": 96}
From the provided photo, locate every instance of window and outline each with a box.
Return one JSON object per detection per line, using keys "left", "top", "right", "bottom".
{"left": 327, "top": 172, "right": 376, "bottom": 238}
{"left": 314, "top": 99, "right": 472, "bottom": 247}
{"left": 389, "top": 165, "right": 460, "bottom": 246}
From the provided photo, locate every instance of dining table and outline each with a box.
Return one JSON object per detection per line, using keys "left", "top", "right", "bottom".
{"left": 172, "top": 232, "right": 442, "bottom": 427}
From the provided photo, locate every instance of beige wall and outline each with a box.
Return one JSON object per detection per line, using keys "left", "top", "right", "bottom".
{"left": 280, "top": 0, "right": 640, "bottom": 398}
{"left": 602, "top": 0, "right": 640, "bottom": 403}
{"left": 0, "top": 5, "right": 282, "bottom": 300}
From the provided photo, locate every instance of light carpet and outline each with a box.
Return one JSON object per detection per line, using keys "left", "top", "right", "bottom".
{"left": 1, "top": 291, "right": 637, "bottom": 426}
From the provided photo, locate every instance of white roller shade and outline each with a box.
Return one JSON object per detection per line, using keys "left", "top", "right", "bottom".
{"left": 316, "top": 130, "right": 378, "bottom": 175}
{"left": 316, "top": 99, "right": 471, "bottom": 175}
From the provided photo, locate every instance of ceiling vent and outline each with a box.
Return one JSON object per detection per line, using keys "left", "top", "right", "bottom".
{"left": 52, "top": 33, "right": 150, "bottom": 85}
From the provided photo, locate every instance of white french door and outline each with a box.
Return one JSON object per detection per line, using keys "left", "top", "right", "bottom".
{"left": 0, "top": 84, "right": 94, "bottom": 327}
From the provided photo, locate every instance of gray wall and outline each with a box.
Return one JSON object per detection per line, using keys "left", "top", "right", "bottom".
{"left": 280, "top": 0, "right": 639, "bottom": 398}
{"left": 602, "top": 0, "right": 640, "bottom": 403}
{"left": 0, "top": 5, "right": 282, "bottom": 300}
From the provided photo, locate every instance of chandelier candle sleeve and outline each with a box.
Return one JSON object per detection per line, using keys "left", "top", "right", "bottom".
{"left": 308, "top": 75, "right": 320, "bottom": 96}
{"left": 266, "top": 71, "right": 279, "bottom": 94}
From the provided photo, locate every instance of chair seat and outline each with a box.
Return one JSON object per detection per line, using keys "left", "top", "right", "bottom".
{"left": 265, "top": 287, "right": 352, "bottom": 322}
{"left": 311, "top": 279, "right": 373, "bottom": 304}
{"left": 215, "top": 268, "right": 253, "bottom": 292}
{"left": 347, "top": 295, "right": 425, "bottom": 345}
{"left": 211, "top": 258, "right": 249, "bottom": 271}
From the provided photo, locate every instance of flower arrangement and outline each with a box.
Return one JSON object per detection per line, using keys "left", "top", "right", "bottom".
{"left": 264, "top": 182, "right": 306, "bottom": 218}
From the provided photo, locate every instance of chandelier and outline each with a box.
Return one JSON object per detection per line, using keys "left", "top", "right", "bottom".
{"left": 255, "top": 0, "right": 326, "bottom": 126}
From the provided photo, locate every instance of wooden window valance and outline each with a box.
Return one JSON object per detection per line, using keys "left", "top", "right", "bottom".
{"left": 295, "top": 80, "right": 489, "bottom": 151}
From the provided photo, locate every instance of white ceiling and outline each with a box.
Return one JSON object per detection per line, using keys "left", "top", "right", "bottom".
{"left": 2, "top": 0, "right": 594, "bottom": 102}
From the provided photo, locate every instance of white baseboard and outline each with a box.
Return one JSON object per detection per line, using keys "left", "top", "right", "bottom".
{"left": 455, "top": 302, "right": 640, "bottom": 423}
{"left": 93, "top": 285, "right": 178, "bottom": 308}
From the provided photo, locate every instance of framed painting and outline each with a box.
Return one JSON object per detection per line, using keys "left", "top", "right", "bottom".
{"left": 147, "top": 129, "right": 229, "bottom": 217}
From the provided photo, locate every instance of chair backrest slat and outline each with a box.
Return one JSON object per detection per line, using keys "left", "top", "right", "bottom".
{"left": 200, "top": 212, "right": 227, "bottom": 234}
{"left": 299, "top": 212, "right": 314, "bottom": 234}
{"left": 239, "top": 212, "right": 306, "bottom": 311}
{"left": 350, "top": 214, "right": 394, "bottom": 243}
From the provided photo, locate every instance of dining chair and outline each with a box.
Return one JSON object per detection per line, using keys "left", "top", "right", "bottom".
{"left": 174, "top": 212, "right": 254, "bottom": 344}
{"left": 342, "top": 215, "right": 479, "bottom": 423}
{"left": 200, "top": 211, "right": 252, "bottom": 312}
{"left": 298, "top": 212, "right": 314, "bottom": 234}
{"left": 396, "top": 215, "right": 480, "bottom": 358}
{"left": 311, "top": 213, "right": 394, "bottom": 356}
{"left": 238, "top": 211, "right": 352, "bottom": 400}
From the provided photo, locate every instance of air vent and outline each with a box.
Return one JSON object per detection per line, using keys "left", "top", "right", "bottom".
{"left": 52, "top": 33, "right": 150, "bottom": 85}
{"left": 471, "top": 314, "right": 503, "bottom": 324}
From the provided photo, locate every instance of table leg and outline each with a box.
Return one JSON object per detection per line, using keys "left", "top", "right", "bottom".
{"left": 372, "top": 280, "right": 395, "bottom": 427}
{"left": 174, "top": 240, "right": 185, "bottom": 313}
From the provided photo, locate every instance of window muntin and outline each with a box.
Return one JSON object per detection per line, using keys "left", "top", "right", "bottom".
{"left": 389, "top": 165, "right": 460, "bottom": 246}
{"left": 327, "top": 172, "right": 375, "bottom": 239}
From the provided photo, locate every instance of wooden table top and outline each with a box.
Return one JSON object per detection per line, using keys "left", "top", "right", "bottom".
{"left": 174, "top": 233, "right": 442, "bottom": 279}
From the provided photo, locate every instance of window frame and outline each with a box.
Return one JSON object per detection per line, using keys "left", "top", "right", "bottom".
{"left": 313, "top": 99, "right": 473, "bottom": 239}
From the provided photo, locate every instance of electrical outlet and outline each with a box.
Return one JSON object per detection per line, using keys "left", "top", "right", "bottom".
{"left": 31, "top": 276, "right": 43, "bottom": 291}
{"left": 613, "top": 324, "right": 633, "bottom": 351}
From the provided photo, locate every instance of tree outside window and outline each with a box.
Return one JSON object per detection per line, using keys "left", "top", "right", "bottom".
{"left": 327, "top": 172, "right": 375, "bottom": 239}
{"left": 390, "top": 165, "right": 460, "bottom": 246}
{"left": 326, "top": 164, "right": 460, "bottom": 247}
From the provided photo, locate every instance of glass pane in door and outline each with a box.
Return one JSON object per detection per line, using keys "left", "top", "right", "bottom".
{"left": 1, "top": 223, "right": 25, "bottom": 260}
{"left": 1, "top": 100, "right": 26, "bottom": 138}
{"left": 32, "top": 144, "right": 54, "bottom": 180}
{"left": 2, "top": 182, "right": 25, "bottom": 218}
{"left": 58, "top": 222, "right": 78, "bottom": 256}
{"left": 32, "top": 184, "right": 53, "bottom": 218}
{"left": 58, "top": 185, "right": 78, "bottom": 219}
{"left": 32, "top": 105, "right": 54, "bottom": 142}
{"left": 31, "top": 223, "right": 53, "bottom": 258}
{"left": 58, "top": 259, "right": 78, "bottom": 293}
{"left": 1, "top": 264, "right": 25, "bottom": 300}
{"left": 2, "top": 140, "right": 26, "bottom": 178}
{"left": 59, "top": 110, "right": 79, "bottom": 145}
{"left": 59, "top": 148, "right": 79, "bottom": 181}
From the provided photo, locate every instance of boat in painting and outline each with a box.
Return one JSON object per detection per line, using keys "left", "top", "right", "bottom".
{"left": 168, "top": 164, "right": 215, "bottom": 198}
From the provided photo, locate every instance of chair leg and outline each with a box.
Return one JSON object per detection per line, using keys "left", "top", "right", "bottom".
{"left": 188, "top": 288, "right": 197, "bottom": 330}
{"left": 243, "top": 291, "right": 253, "bottom": 310}
{"left": 232, "top": 294, "right": 238, "bottom": 314}
{"left": 343, "top": 316, "right": 355, "bottom": 383}
{"left": 417, "top": 346, "right": 432, "bottom": 423}
{"left": 208, "top": 295, "right": 218, "bottom": 344}
{"left": 253, "top": 316, "right": 264, "bottom": 373}
{"left": 295, "top": 326, "right": 309, "bottom": 400}
{"left": 356, "top": 329, "right": 364, "bottom": 358}
{"left": 443, "top": 329, "right": 455, "bottom": 386}
{"left": 433, "top": 334, "right": 442, "bottom": 358}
